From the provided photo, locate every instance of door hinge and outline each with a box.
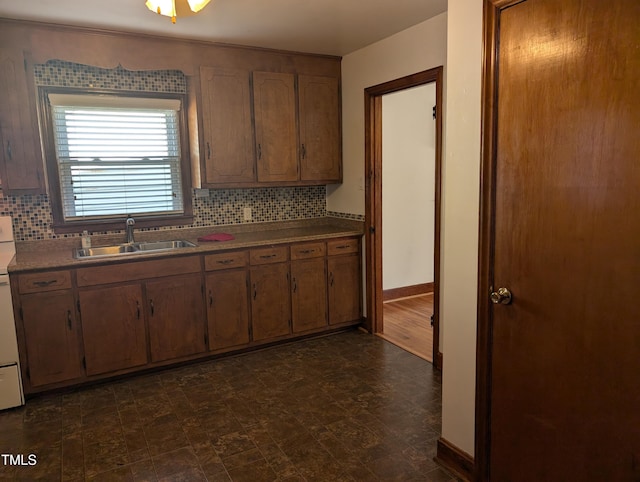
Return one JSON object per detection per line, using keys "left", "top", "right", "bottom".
{"left": 433, "top": 105, "right": 437, "bottom": 120}
{"left": 430, "top": 314, "right": 434, "bottom": 327}
{"left": 369, "top": 226, "right": 375, "bottom": 234}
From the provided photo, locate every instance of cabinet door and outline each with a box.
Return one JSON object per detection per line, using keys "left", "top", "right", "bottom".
{"left": 79, "top": 284, "right": 147, "bottom": 376}
{"left": 206, "top": 269, "right": 250, "bottom": 350}
{"left": 21, "top": 291, "right": 83, "bottom": 387}
{"left": 200, "top": 67, "right": 255, "bottom": 185}
{"left": 250, "top": 263, "right": 291, "bottom": 341}
{"left": 253, "top": 71, "right": 298, "bottom": 182}
{"left": 291, "top": 258, "right": 328, "bottom": 333}
{"left": 146, "top": 274, "right": 207, "bottom": 362}
{"left": 328, "top": 254, "right": 361, "bottom": 325}
{"left": 298, "top": 75, "right": 341, "bottom": 182}
{"left": 0, "top": 49, "right": 44, "bottom": 193}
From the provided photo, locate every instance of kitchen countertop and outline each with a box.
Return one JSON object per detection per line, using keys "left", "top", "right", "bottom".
{"left": 9, "top": 217, "right": 364, "bottom": 274}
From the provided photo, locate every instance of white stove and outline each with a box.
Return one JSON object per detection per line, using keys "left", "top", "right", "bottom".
{"left": 0, "top": 215, "right": 24, "bottom": 410}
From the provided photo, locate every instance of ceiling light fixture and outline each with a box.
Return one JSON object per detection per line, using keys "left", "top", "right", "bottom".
{"left": 145, "top": 0, "right": 211, "bottom": 24}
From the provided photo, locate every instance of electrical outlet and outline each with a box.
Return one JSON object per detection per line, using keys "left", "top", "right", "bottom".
{"left": 243, "top": 207, "right": 252, "bottom": 221}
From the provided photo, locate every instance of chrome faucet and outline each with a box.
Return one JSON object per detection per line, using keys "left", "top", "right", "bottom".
{"left": 125, "top": 215, "right": 135, "bottom": 244}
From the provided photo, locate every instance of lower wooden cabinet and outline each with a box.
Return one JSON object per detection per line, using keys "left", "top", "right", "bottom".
{"left": 20, "top": 290, "right": 83, "bottom": 387}
{"left": 291, "top": 257, "right": 328, "bottom": 333}
{"left": 328, "top": 253, "right": 361, "bottom": 325}
{"left": 14, "top": 235, "right": 362, "bottom": 393}
{"left": 79, "top": 284, "right": 148, "bottom": 376}
{"left": 206, "top": 269, "right": 250, "bottom": 350}
{"left": 250, "top": 263, "right": 291, "bottom": 342}
{"left": 146, "top": 274, "right": 206, "bottom": 362}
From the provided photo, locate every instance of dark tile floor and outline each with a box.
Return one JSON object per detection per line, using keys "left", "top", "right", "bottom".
{"left": 0, "top": 330, "right": 455, "bottom": 482}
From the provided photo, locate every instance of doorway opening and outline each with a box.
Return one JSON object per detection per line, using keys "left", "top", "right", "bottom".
{"left": 363, "top": 67, "right": 443, "bottom": 368}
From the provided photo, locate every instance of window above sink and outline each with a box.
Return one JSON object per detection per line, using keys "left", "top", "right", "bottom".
{"left": 38, "top": 86, "right": 194, "bottom": 234}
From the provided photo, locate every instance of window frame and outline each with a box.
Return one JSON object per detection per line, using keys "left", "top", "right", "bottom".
{"left": 38, "top": 86, "right": 193, "bottom": 234}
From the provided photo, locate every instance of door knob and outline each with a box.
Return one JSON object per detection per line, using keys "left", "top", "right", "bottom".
{"left": 490, "top": 287, "right": 512, "bottom": 305}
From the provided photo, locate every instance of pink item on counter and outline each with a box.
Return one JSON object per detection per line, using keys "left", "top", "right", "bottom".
{"left": 197, "top": 233, "right": 235, "bottom": 242}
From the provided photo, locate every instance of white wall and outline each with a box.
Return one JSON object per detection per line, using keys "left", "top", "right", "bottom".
{"left": 327, "top": 12, "right": 447, "bottom": 215}
{"left": 333, "top": 6, "right": 483, "bottom": 459}
{"left": 440, "top": 0, "right": 483, "bottom": 457}
{"left": 382, "top": 84, "right": 435, "bottom": 290}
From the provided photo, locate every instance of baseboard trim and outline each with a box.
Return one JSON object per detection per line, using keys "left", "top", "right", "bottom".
{"left": 383, "top": 282, "right": 433, "bottom": 301}
{"left": 435, "top": 437, "right": 474, "bottom": 481}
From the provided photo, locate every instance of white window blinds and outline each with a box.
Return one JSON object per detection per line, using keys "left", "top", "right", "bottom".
{"left": 48, "top": 93, "right": 184, "bottom": 221}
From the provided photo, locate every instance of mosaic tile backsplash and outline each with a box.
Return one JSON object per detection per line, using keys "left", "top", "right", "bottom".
{"left": 1, "top": 60, "right": 335, "bottom": 241}
{"left": 0, "top": 188, "right": 327, "bottom": 241}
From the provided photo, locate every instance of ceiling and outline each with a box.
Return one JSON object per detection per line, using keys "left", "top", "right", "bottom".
{"left": 0, "top": 0, "right": 447, "bottom": 57}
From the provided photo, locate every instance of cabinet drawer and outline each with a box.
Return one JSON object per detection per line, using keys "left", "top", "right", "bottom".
{"left": 77, "top": 255, "right": 201, "bottom": 287}
{"left": 18, "top": 270, "right": 72, "bottom": 294}
{"left": 205, "top": 250, "right": 248, "bottom": 271}
{"left": 327, "top": 238, "right": 359, "bottom": 256}
{"left": 250, "top": 246, "right": 288, "bottom": 265}
{"left": 290, "top": 242, "right": 326, "bottom": 260}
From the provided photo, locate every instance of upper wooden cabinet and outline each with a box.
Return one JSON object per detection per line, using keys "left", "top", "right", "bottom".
{"left": 253, "top": 71, "right": 299, "bottom": 183}
{"left": 199, "top": 67, "right": 255, "bottom": 184}
{"left": 195, "top": 69, "right": 342, "bottom": 188}
{"left": 0, "top": 49, "right": 45, "bottom": 194}
{"left": 298, "top": 75, "right": 341, "bottom": 182}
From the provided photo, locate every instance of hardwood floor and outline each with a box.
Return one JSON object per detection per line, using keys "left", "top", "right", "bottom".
{"left": 380, "top": 293, "right": 434, "bottom": 362}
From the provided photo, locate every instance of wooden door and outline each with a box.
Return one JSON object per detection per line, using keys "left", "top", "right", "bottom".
{"left": 479, "top": 1, "right": 640, "bottom": 480}
{"left": 0, "top": 49, "right": 44, "bottom": 193}
{"left": 199, "top": 67, "right": 255, "bottom": 185}
{"left": 146, "top": 274, "right": 207, "bottom": 362}
{"left": 250, "top": 263, "right": 291, "bottom": 341}
{"left": 253, "top": 71, "right": 298, "bottom": 182}
{"left": 206, "top": 269, "right": 250, "bottom": 350}
{"left": 291, "top": 258, "right": 328, "bottom": 333}
{"left": 21, "top": 291, "right": 83, "bottom": 387}
{"left": 298, "top": 75, "right": 341, "bottom": 182}
{"left": 79, "top": 284, "right": 147, "bottom": 376}
{"left": 328, "top": 255, "right": 361, "bottom": 325}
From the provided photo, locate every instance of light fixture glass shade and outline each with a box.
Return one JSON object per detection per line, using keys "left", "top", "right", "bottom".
{"left": 145, "top": 0, "right": 211, "bottom": 23}
{"left": 186, "top": 0, "right": 211, "bottom": 13}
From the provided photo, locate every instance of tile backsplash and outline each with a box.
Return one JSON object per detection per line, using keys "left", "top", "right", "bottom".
{"left": 0, "top": 187, "right": 327, "bottom": 241}
{"left": 2, "top": 60, "right": 331, "bottom": 242}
